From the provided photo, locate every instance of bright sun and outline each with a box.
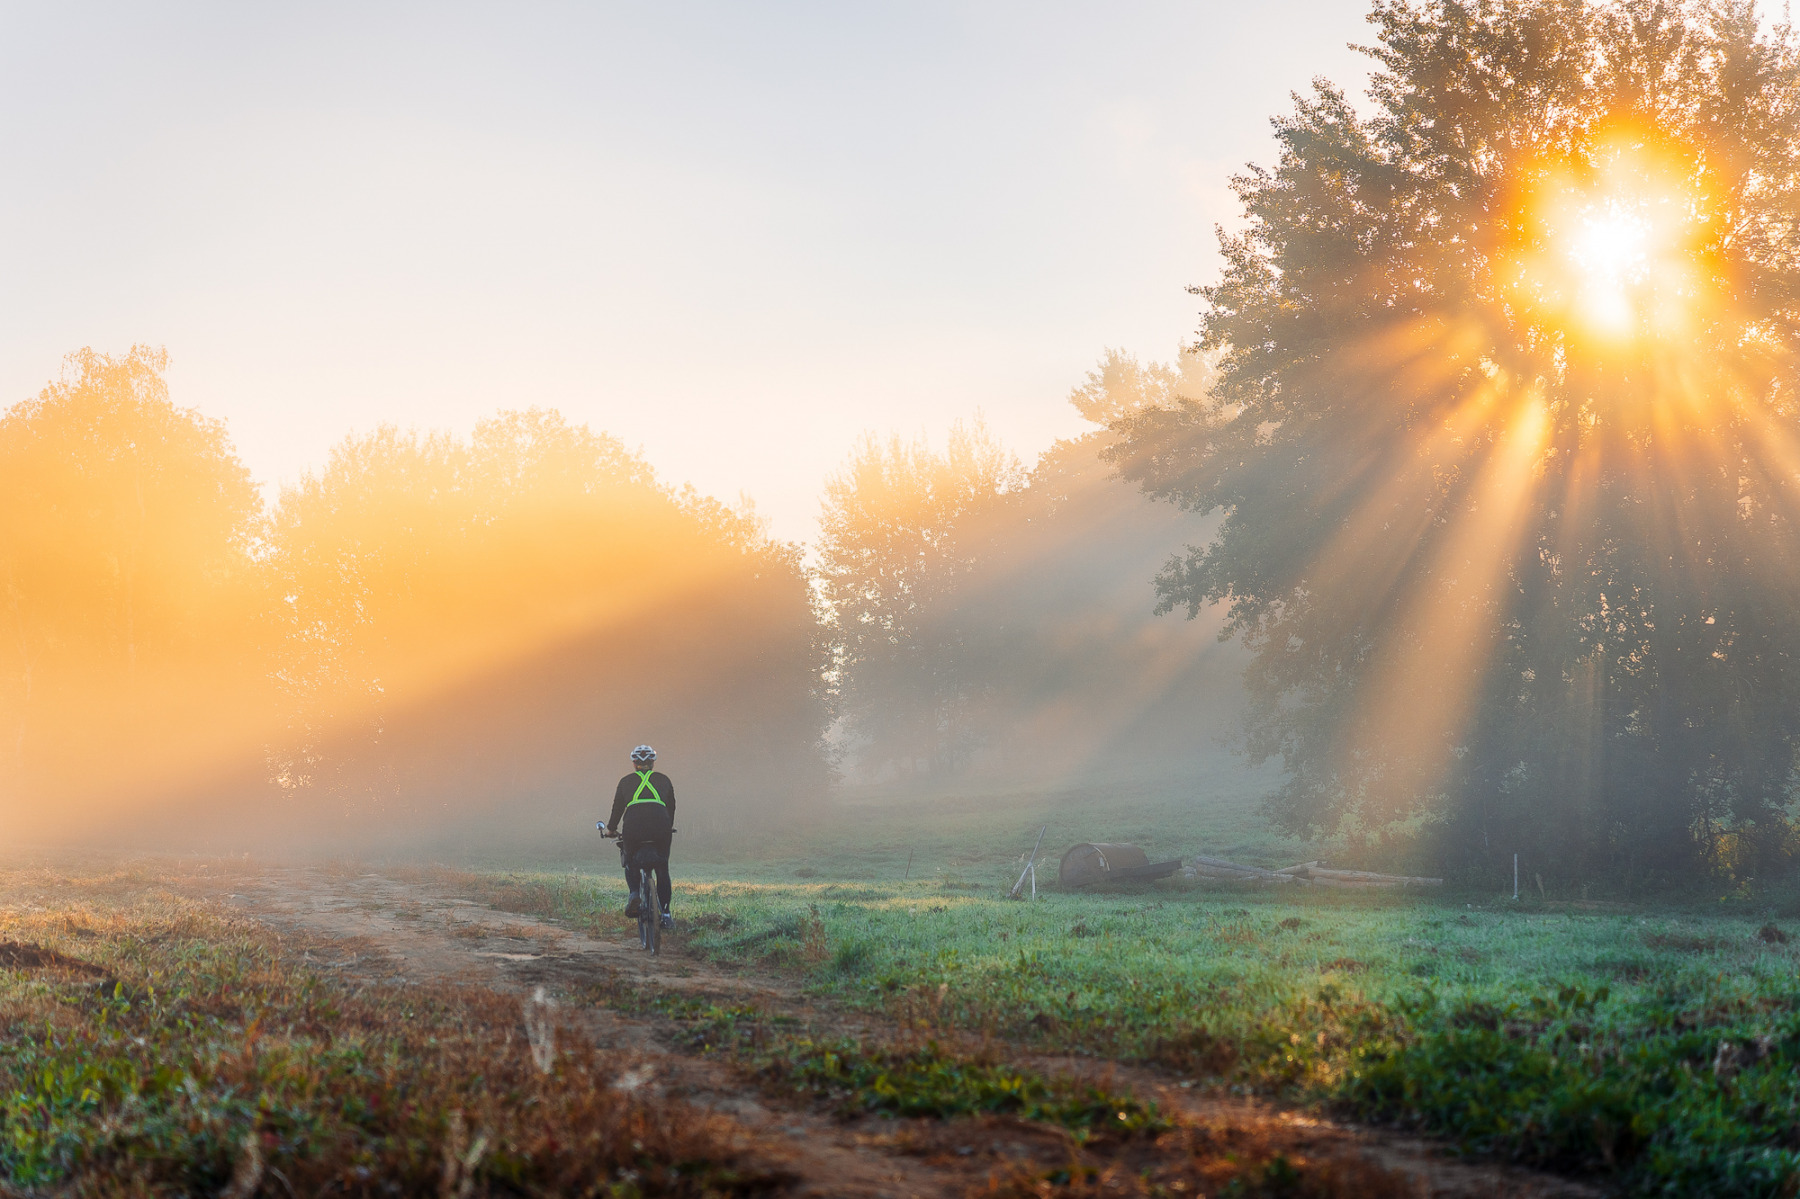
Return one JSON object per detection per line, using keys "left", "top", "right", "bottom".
{"left": 1566, "top": 202, "right": 1652, "bottom": 331}
{"left": 1509, "top": 134, "right": 1710, "bottom": 346}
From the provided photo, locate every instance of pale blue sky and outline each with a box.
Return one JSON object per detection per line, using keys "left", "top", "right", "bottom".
{"left": 1, "top": 2, "right": 1370, "bottom": 537}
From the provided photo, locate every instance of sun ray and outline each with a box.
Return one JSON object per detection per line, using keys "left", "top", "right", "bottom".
{"left": 1336, "top": 391, "right": 1551, "bottom": 823}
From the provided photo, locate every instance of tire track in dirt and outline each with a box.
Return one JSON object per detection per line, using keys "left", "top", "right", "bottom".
{"left": 216, "top": 867, "right": 959, "bottom": 1198}
{"left": 213, "top": 867, "right": 1598, "bottom": 1199}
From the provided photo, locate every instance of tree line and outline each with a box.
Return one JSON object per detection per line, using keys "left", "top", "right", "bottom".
{"left": 9, "top": 2, "right": 1800, "bottom": 885}
{"left": 0, "top": 341, "right": 1236, "bottom": 851}
{"left": 0, "top": 347, "right": 827, "bottom": 849}
{"left": 0, "top": 343, "right": 1242, "bottom": 850}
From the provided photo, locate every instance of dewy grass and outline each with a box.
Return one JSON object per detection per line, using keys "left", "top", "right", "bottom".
{"left": 0, "top": 867, "right": 781, "bottom": 1196}
{"left": 1339, "top": 986, "right": 1800, "bottom": 1194}
{"left": 472, "top": 857, "right": 1800, "bottom": 1195}
{"left": 616, "top": 991, "right": 1165, "bottom": 1141}
{"left": 435, "top": 776, "right": 1800, "bottom": 1195}
{"left": 758, "top": 1037, "right": 1165, "bottom": 1138}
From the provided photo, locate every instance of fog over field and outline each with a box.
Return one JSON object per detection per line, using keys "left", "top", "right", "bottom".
{"left": 8, "top": 0, "right": 1800, "bottom": 898}
{"left": 14, "top": 4, "right": 1800, "bottom": 1196}
{"left": 0, "top": 344, "right": 1255, "bottom": 857}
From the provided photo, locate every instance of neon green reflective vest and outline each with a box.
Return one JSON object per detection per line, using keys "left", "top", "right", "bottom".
{"left": 624, "top": 770, "right": 665, "bottom": 810}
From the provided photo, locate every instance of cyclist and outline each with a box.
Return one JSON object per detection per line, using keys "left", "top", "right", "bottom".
{"left": 602, "top": 744, "right": 675, "bottom": 927}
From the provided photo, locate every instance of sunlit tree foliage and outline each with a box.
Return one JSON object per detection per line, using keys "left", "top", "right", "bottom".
{"left": 267, "top": 408, "right": 827, "bottom": 840}
{"left": 0, "top": 347, "right": 270, "bottom": 826}
{"left": 1, "top": 353, "right": 832, "bottom": 845}
{"left": 1115, "top": 0, "right": 1800, "bottom": 883}
{"left": 1068, "top": 346, "right": 1215, "bottom": 426}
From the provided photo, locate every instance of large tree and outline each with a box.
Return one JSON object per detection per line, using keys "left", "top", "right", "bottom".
{"left": 1115, "top": 0, "right": 1800, "bottom": 883}
{"left": 0, "top": 347, "right": 268, "bottom": 827}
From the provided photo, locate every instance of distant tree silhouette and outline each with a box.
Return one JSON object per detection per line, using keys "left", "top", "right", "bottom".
{"left": 818, "top": 385, "right": 1249, "bottom": 786}
{"left": 945, "top": 351, "right": 1244, "bottom": 781}
{"left": 816, "top": 421, "right": 1023, "bottom": 778}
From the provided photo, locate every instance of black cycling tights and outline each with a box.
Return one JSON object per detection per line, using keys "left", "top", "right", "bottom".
{"left": 620, "top": 805, "right": 673, "bottom": 910}
{"left": 624, "top": 848, "right": 671, "bottom": 910}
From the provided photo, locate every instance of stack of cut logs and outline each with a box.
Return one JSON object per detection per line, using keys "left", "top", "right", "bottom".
{"left": 1183, "top": 855, "right": 1442, "bottom": 888}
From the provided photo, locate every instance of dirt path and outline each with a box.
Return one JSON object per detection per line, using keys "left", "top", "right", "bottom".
{"left": 213, "top": 866, "right": 1598, "bottom": 1199}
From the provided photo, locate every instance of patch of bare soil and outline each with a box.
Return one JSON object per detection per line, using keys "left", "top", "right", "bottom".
{"left": 202, "top": 867, "right": 1597, "bottom": 1199}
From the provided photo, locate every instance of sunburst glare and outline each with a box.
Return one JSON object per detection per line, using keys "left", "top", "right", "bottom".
{"left": 1506, "top": 132, "right": 1710, "bottom": 346}
{"left": 1567, "top": 201, "right": 1651, "bottom": 331}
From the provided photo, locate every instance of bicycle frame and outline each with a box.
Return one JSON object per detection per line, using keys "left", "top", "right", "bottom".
{"left": 599, "top": 825, "right": 670, "bottom": 955}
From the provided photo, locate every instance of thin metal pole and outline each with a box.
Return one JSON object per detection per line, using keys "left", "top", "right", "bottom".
{"left": 904, "top": 849, "right": 913, "bottom": 881}
{"left": 1513, "top": 853, "right": 1519, "bottom": 901}
{"left": 1010, "top": 826, "right": 1048, "bottom": 899}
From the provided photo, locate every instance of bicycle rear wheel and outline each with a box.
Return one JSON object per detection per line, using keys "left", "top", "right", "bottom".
{"left": 638, "top": 868, "right": 660, "bottom": 954}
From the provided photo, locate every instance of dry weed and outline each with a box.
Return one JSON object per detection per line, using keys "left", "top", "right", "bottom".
{"left": 800, "top": 904, "right": 829, "bottom": 964}
{"left": 0, "top": 870, "right": 788, "bottom": 1197}
{"left": 979, "top": 1122, "right": 1420, "bottom": 1198}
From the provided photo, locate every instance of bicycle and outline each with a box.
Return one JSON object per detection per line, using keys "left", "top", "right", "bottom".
{"left": 598, "top": 825, "right": 671, "bottom": 955}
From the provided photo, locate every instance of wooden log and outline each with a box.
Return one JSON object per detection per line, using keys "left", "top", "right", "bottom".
{"left": 1273, "top": 860, "right": 1328, "bottom": 875}
{"left": 1300, "top": 865, "right": 1419, "bottom": 882}
{"left": 1305, "top": 870, "right": 1441, "bottom": 886}
{"left": 1189, "top": 855, "right": 1284, "bottom": 878}
{"left": 1281, "top": 853, "right": 1447, "bottom": 882}
{"left": 1281, "top": 864, "right": 1445, "bottom": 887}
{"left": 1187, "top": 867, "right": 1306, "bottom": 886}
{"left": 1189, "top": 869, "right": 1297, "bottom": 883}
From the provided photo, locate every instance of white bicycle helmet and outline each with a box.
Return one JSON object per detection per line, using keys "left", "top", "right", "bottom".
{"left": 630, "top": 744, "right": 657, "bottom": 764}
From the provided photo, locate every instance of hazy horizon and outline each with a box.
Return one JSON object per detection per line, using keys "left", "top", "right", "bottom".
{"left": 1, "top": 1, "right": 1369, "bottom": 540}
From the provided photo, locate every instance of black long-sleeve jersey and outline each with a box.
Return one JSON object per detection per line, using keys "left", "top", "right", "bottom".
{"left": 606, "top": 770, "right": 675, "bottom": 831}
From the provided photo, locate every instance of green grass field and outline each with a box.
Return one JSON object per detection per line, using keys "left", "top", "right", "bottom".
{"left": 479, "top": 778, "right": 1800, "bottom": 1197}
{"left": 644, "top": 761, "right": 1300, "bottom": 883}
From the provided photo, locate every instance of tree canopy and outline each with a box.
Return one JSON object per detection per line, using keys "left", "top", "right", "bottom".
{"left": 0, "top": 347, "right": 270, "bottom": 827}
{"left": 1115, "top": 0, "right": 1800, "bottom": 882}
{"left": 0, "top": 352, "right": 831, "bottom": 848}
{"left": 267, "top": 408, "right": 829, "bottom": 841}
